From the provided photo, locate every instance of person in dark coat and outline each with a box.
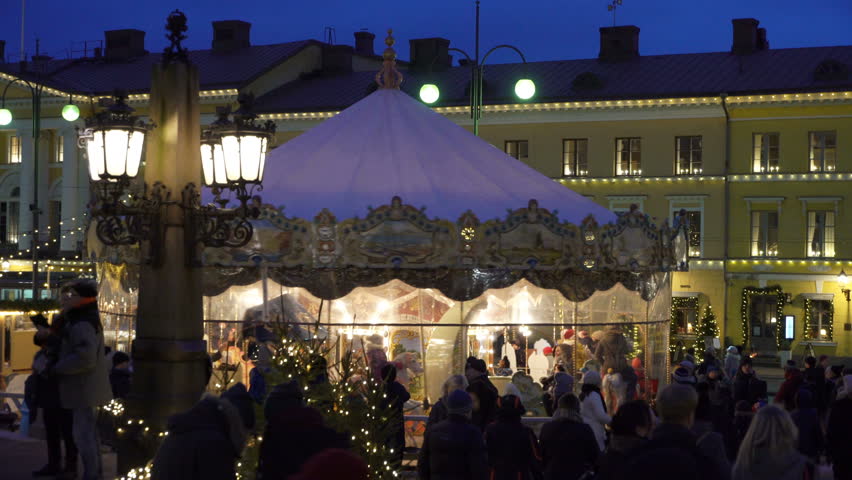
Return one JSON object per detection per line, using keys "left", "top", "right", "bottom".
{"left": 733, "top": 358, "right": 762, "bottom": 405}
{"left": 540, "top": 394, "right": 599, "bottom": 480}
{"left": 465, "top": 357, "right": 499, "bottom": 431}
{"left": 109, "top": 351, "right": 132, "bottom": 399}
{"left": 257, "top": 380, "right": 349, "bottom": 480}
{"left": 418, "top": 389, "right": 488, "bottom": 480}
{"left": 627, "top": 384, "right": 731, "bottom": 480}
{"left": 596, "top": 400, "right": 652, "bottom": 480}
{"left": 801, "top": 356, "right": 826, "bottom": 413}
{"left": 28, "top": 328, "right": 78, "bottom": 477}
{"left": 826, "top": 375, "right": 852, "bottom": 480}
{"left": 594, "top": 326, "right": 631, "bottom": 373}
{"left": 774, "top": 366, "right": 804, "bottom": 411}
{"left": 380, "top": 363, "right": 411, "bottom": 464}
{"left": 152, "top": 383, "right": 255, "bottom": 480}
{"left": 790, "top": 388, "right": 823, "bottom": 461}
{"left": 426, "top": 374, "right": 468, "bottom": 431}
{"left": 484, "top": 395, "right": 541, "bottom": 480}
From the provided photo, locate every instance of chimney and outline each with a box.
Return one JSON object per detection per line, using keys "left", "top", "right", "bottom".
{"left": 322, "top": 44, "right": 353, "bottom": 73}
{"left": 212, "top": 20, "right": 251, "bottom": 52}
{"left": 94, "top": 47, "right": 102, "bottom": 58}
{"left": 409, "top": 38, "right": 451, "bottom": 72}
{"left": 0, "top": 40, "right": 5, "bottom": 63}
{"left": 104, "top": 29, "right": 146, "bottom": 59}
{"left": 354, "top": 31, "right": 375, "bottom": 56}
{"left": 731, "top": 18, "right": 768, "bottom": 54}
{"left": 598, "top": 26, "right": 639, "bottom": 62}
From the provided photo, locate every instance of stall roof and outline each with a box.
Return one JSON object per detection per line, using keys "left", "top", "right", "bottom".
{"left": 260, "top": 87, "right": 617, "bottom": 225}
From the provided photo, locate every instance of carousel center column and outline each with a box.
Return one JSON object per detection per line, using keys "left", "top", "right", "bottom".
{"left": 122, "top": 57, "right": 207, "bottom": 469}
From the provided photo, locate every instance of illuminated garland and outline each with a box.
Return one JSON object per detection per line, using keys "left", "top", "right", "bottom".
{"left": 692, "top": 305, "right": 720, "bottom": 352}
{"left": 803, "top": 297, "right": 834, "bottom": 341}
{"left": 670, "top": 296, "right": 699, "bottom": 355}
{"left": 740, "top": 286, "right": 784, "bottom": 349}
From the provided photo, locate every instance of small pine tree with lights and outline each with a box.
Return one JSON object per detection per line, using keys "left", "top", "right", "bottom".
{"left": 237, "top": 303, "right": 401, "bottom": 480}
{"left": 693, "top": 305, "right": 720, "bottom": 353}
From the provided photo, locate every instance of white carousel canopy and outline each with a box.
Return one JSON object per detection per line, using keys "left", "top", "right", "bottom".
{"left": 260, "top": 88, "right": 617, "bottom": 225}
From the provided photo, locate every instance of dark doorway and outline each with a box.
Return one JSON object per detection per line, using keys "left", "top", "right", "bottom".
{"left": 750, "top": 294, "right": 778, "bottom": 354}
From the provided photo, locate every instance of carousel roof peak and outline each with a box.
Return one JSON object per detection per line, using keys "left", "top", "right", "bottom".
{"left": 375, "top": 29, "right": 403, "bottom": 90}
{"left": 259, "top": 85, "right": 617, "bottom": 225}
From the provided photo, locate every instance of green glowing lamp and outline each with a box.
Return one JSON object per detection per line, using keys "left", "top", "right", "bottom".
{"left": 0, "top": 108, "right": 12, "bottom": 126}
{"left": 514, "top": 78, "right": 535, "bottom": 100}
{"left": 419, "top": 84, "right": 440, "bottom": 104}
{"left": 62, "top": 103, "right": 80, "bottom": 122}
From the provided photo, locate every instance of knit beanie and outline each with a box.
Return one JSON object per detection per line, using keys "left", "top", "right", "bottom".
{"left": 582, "top": 370, "right": 601, "bottom": 386}
{"left": 264, "top": 380, "right": 304, "bottom": 418}
{"left": 220, "top": 383, "right": 255, "bottom": 429}
{"left": 631, "top": 357, "right": 643, "bottom": 369}
{"left": 112, "top": 351, "right": 130, "bottom": 367}
{"left": 291, "top": 449, "right": 368, "bottom": 480}
{"left": 66, "top": 278, "right": 98, "bottom": 298}
{"left": 673, "top": 367, "right": 696, "bottom": 385}
{"left": 497, "top": 394, "right": 526, "bottom": 418}
{"left": 446, "top": 389, "right": 473, "bottom": 416}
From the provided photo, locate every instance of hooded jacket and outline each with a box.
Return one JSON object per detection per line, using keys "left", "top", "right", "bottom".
{"left": 774, "top": 368, "right": 804, "bottom": 411}
{"left": 723, "top": 347, "right": 741, "bottom": 379}
{"left": 152, "top": 395, "right": 247, "bottom": 480}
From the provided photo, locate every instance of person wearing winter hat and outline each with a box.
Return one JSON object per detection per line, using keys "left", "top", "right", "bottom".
{"left": 152, "top": 383, "right": 255, "bottom": 480}
{"left": 49, "top": 278, "right": 111, "bottom": 480}
{"left": 109, "top": 351, "right": 132, "bottom": 399}
{"left": 724, "top": 345, "right": 741, "bottom": 380}
{"left": 541, "top": 394, "right": 599, "bottom": 480}
{"left": 258, "top": 380, "right": 349, "bottom": 480}
{"left": 579, "top": 370, "right": 610, "bottom": 451}
{"left": 290, "top": 449, "right": 368, "bottom": 480}
{"left": 485, "top": 395, "right": 541, "bottom": 480}
{"left": 418, "top": 389, "right": 487, "bottom": 480}
{"left": 826, "top": 375, "right": 852, "bottom": 480}
{"left": 466, "top": 356, "right": 499, "bottom": 431}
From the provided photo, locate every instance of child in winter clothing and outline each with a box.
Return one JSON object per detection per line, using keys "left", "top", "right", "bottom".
{"left": 579, "top": 371, "right": 611, "bottom": 451}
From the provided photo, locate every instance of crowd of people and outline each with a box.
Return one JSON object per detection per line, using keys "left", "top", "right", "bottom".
{"left": 415, "top": 346, "right": 852, "bottom": 480}
{"left": 16, "top": 287, "right": 852, "bottom": 480}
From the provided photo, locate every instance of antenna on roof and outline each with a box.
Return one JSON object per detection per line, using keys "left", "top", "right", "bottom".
{"left": 607, "top": 0, "right": 623, "bottom": 27}
{"left": 324, "top": 27, "right": 336, "bottom": 45}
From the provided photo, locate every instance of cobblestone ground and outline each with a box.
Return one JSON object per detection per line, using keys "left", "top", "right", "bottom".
{"left": 0, "top": 431, "right": 117, "bottom": 480}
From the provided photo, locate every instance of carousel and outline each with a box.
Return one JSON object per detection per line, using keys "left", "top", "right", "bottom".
{"left": 93, "top": 32, "right": 687, "bottom": 417}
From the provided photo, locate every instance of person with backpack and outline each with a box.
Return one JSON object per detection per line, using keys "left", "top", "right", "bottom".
{"left": 540, "top": 394, "right": 599, "bottom": 480}
{"left": 732, "top": 405, "right": 812, "bottom": 480}
{"left": 627, "top": 384, "right": 730, "bottom": 480}
{"left": 484, "top": 394, "right": 541, "bottom": 480}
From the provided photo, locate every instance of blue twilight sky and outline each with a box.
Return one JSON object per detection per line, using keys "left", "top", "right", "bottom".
{"left": 1, "top": 0, "right": 851, "bottom": 65}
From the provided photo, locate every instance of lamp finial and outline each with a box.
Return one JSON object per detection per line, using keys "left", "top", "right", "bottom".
{"left": 375, "top": 29, "right": 403, "bottom": 90}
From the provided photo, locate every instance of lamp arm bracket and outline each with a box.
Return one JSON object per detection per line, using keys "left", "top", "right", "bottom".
{"left": 182, "top": 183, "right": 254, "bottom": 266}
{"left": 480, "top": 44, "right": 528, "bottom": 67}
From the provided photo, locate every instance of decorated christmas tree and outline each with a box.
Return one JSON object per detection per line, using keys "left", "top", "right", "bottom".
{"left": 693, "top": 304, "right": 720, "bottom": 353}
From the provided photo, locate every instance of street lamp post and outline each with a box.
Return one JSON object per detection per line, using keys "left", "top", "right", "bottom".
{"left": 0, "top": 67, "right": 79, "bottom": 300}
{"left": 418, "top": 0, "right": 535, "bottom": 136}
{"left": 77, "top": 11, "right": 273, "bottom": 470}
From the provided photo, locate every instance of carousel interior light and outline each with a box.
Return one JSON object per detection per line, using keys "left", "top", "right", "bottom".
{"left": 514, "top": 78, "right": 536, "bottom": 100}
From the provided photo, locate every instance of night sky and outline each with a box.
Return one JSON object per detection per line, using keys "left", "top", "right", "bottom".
{"left": 2, "top": 0, "right": 850, "bottom": 65}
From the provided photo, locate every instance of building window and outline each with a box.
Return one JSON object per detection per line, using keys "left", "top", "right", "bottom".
{"left": 505, "top": 140, "right": 528, "bottom": 161}
{"left": 806, "top": 299, "right": 833, "bottom": 341}
{"left": 615, "top": 137, "right": 641, "bottom": 176}
{"left": 54, "top": 136, "right": 64, "bottom": 163}
{"left": 9, "top": 136, "right": 22, "bottom": 164}
{"left": 682, "top": 210, "right": 702, "bottom": 257}
{"left": 562, "top": 139, "right": 588, "bottom": 177}
{"left": 0, "top": 201, "right": 19, "bottom": 244}
{"left": 809, "top": 131, "right": 836, "bottom": 172}
{"left": 752, "top": 133, "right": 779, "bottom": 173}
{"left": 673, "top": 298, "right": 698, "bottom": 335}
{"left": 807, "top": 211, "right": 835, "bottom": 258}
{"left": 750, "top": 295, "right": 778, "bottom": 339}
{"left": 751, "top": 211, "right": 779, "bottom": 257}
{"left": 675, "top": 136, "right": 702, "bottom": 175}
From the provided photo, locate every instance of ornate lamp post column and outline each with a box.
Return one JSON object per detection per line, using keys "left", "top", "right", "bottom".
{"left": 78, "top": 11, "right": 272, "bottom": 471}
